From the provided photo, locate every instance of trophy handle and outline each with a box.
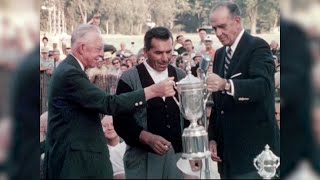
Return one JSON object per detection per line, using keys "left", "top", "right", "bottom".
{"left": 275, "top": 157, "right": 280, "bottom": 168}
{"left": 253, "top": 157, "right": 260, "bottom": 170}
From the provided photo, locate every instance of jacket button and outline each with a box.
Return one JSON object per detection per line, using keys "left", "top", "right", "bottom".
{"left": 139, "top": 101, "right": 143, "bottom": 105}
{"left": 167, "top": 125, "right": 171, "bottom": 128}
{"left": 221, "top": 110, "right": 224, "bottom": 115}
{"left": 135, "top": 102, "right": 139, "bottom": 106}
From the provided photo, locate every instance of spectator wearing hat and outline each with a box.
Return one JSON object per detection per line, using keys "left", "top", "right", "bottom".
{"left": 104, "top": 44, "right": 117, "bottom": 54}
{"left": 103, "top": 51, "right": 115, "bottom": 72}
{"left": 115, "top": 42, "right": 133, "bottom": 60}
{"left": 200, "top": 35, "right": 216, "bottom": 61}
{"left": 40, "top": 47, "right": 54, "bottom": 75}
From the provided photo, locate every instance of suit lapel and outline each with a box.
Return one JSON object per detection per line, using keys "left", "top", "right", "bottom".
{"left": 226, "top": 32, "right": 251, "bottom": 78}
{"left": 215, "top": 47, "right": 227, "bottom": 77}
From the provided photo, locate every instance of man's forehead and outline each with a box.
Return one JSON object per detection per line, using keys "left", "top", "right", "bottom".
{"left": 211, "top": 7, "right": 231, "bottom": 19}
{"left": 150, "top": 38, "right": 173, "bottom": 51}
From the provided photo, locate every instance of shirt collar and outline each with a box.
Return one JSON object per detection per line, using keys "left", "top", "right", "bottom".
{"left": 143, "top": 59, "right": 168, "bottom": 76}
{"left": 228, "top": 29, "right": 245, "bottom": 55}
{"left": 70, "top": 53, "right": 85, "bottom": 71}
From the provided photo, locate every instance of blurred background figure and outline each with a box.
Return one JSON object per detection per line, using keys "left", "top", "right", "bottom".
{"left": 270, "top": 40, "right": 280, "bottom": 61}
{"left": 40, "top": 111, "right": 48, "bottom": 179}
{"left": 137, "top": 54, "right": 145, "bottom": 65}
{"left": 0, "top": 117, "right": 12, "bottom": 179}
{"left": 173, "top": 35, "right": 186, "bottom": 55}
{"left": 87, "top": 12, "right": 101, "bottom": 27}
{"left": 116, "top": 42, "right": 133, "bottom": 60}
{"left": 281, "top": 0, "right": 320, "bottom": 179}
{"left": 194, "top": 28, "right": 207, "bottom": 53}
{"left": 101, "top": 115, "right": 126, "bottom": 179}
{"left": 169, "top": 51, "right": 178, "bottom": 67}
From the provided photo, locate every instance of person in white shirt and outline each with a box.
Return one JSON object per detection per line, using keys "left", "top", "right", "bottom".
{"left": 194, "top": 28, "right": 207, "bottom": 53}
{"left": 101, "top": 115, "right": 126, "bottom": 179}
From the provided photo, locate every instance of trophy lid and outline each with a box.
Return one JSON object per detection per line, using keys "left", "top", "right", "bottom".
{"left": 177, "top": 73, "right": 202, "bottom": 85}
{"left": 176, "top": 74, "right": 203, "bottom": 92}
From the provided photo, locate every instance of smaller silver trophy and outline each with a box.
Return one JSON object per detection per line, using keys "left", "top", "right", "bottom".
{"left": 253, "top": 144, "right": 280, "bottom": 179}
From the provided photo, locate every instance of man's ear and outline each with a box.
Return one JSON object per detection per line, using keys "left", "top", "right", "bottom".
{"left": 235, "top": 16, "right": 241, "bottom": 23}
{"left": 77, "top": 44, "right": 85, "bottom": 55}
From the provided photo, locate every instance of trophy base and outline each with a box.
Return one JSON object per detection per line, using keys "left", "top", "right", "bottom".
{"left": 182, "top": 125, "right": 210, "bottom": 160}
{"left": 181, "top": 151, "right": 211, "bottom": 160}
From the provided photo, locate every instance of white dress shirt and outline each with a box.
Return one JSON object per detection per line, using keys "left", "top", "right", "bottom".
{"left": 227, "top": 29, "right": 245, "bottom": 96}
{"left": 143, "top": 60, "right": 168, "bottom": 100}
{"left": 70, "top": 53, "right": 85, "bottom": 71}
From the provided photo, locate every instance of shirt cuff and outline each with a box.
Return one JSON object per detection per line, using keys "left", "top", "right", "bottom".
{"left": 226, "top": 79, "right": 235, "bottom": 96}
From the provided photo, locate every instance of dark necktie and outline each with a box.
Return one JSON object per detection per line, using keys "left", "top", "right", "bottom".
{"left": 224, "top": 47, "right": 232, "bottom": 78}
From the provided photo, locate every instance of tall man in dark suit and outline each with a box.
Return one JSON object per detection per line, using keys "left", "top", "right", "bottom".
{"left": 206, "top": 2, "right": 280, "bottom": 179}
{"left": 43, "top": 24, "right": 176, "bottom": 179}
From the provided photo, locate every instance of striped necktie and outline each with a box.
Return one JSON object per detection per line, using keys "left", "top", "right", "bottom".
{"left": 224, "top": 47, "right": 232, "bottom": 78}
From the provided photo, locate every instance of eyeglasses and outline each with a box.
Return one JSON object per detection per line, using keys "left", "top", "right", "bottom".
{"left": 113, "top": 61, "right": 120, "bottom": 65}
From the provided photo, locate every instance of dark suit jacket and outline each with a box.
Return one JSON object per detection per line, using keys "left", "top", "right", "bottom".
{"left": 208, "top": 31, "right": 280, "bottom": 178}
{"left": 43, "top": 55, "right": 148, "bottom": 179}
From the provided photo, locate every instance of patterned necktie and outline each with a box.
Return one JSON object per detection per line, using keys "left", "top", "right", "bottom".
{"left": 224, "top": 47, "right": 232, "bottom": 78}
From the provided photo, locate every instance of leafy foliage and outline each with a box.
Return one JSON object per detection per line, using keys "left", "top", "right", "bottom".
{"left": 40, "top": 0, "right": 280, "bottom": 35}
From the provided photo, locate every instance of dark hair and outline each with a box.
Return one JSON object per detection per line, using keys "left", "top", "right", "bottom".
{"left": 121, "top": 64, "right": 129, "bottom": 68}
{"left": 144, "top": 27, "right": 173, "bottom": 51}
{"left": 42, "top": 37, "right": 48, "bottom": 42}
{"left": 176, "top": 35, "right": 183, "bottom": 40}
{"left": 176, "top": 56, "right": 183, "bottom": 67}
{"left": 112, "top": 57, "right": 121, "bottom": 63}
{"left": 211, "top": 2, "right": 241, "bottom": 18}
{"left": 184, "top": 39, "right": 193, "bottom": 44}
{"left": 198, "top": 28, "right": 206, "bottom": 33}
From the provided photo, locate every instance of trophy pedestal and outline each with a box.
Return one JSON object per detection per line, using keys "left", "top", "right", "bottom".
{"left": 181, "top": 125, "right": 211, "bottom": 160}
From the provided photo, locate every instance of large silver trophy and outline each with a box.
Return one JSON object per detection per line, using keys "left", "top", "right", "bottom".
{"left": 253, "top": 144, "right": 280, "bottom": 179}
{"left": 174, "top": 54, "right": 212, "bottom": 178}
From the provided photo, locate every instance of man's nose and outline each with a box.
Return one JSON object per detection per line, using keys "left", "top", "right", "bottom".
{"left": 162, "top": 53, "right": 169, "bottom": 61}
{"left": 215, "top": 28, "right": 222, "bottom": 37}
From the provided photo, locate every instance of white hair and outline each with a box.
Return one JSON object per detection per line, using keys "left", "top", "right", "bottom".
{"left": 71, "top": 24, "right": 101, "bottom": 47}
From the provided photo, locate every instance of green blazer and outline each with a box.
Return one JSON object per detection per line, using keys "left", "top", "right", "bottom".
{"left": 43, "top": 55, "right": 147, "bottom": 179}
